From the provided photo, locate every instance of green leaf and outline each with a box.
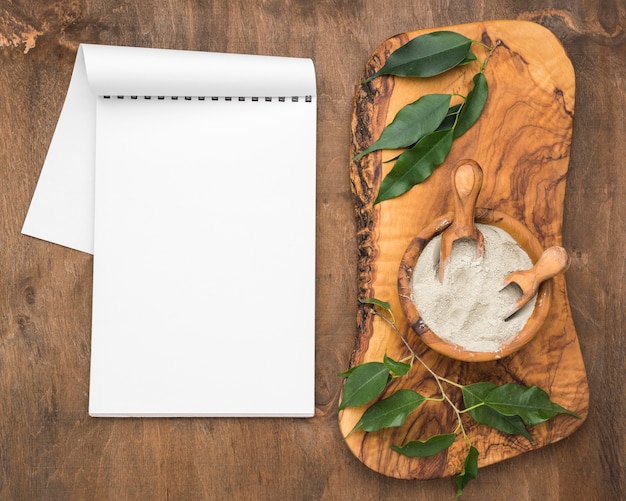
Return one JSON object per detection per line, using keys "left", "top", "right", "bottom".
{"left": 391, "top": 433, "right": 456, "bottom": 457}
{"left": 358, "top": 297, "right": 395, "bottom": 323}
{"left": 480, "top": 383, "right": 581, "bottom": 426}
{"left": 354, "top": 94, "right": 451, "bottom": 159}
{"left": 436, "top": 103, "right": 463, "bottom": 132}
{"left": 375, "top": 128, "right": 454, "bottom": 204}
{"left": 462, "top": 382, "right": 532, "bottom": 440}
{"left": 459, "top": 52, "right": 478, "bottom": 65}
{"left": 454, "top": 72, "right": 488, "bottom": 138}
{"left": 338, "top": 362, "right": 390, "bottom": 411}
{"left": 383, "top": 353, "right": 411, "bottom": 376}
{"left": 364, "top": 31, "right": 473, "bottom": 82}
{"left": 455, "top": 445, "right": 479, "bottom": 497}
{"left": 351, "top": 389, "right": 425, "bottom": 433}
{"left": 337, "top": 366, "right": 357, "bottom": 378}
{"left": 358, "top": 297, "right": 391, "bottom": 310}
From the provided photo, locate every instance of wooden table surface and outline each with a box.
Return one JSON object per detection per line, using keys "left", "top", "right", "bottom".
{"left": 0, "top": 1, "right": 623, "bottom": 500}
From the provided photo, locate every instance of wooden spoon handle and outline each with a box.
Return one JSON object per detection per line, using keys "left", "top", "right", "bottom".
{"left": 438, "top": 160, "right": 485, "bottom": 282}
{"left": 527, "top": 245, "right": 571, "bottom": 283}
{"left": 505, "top": 246, "right": 571, "bottom": 290}
{"left": 503, "top": 246, "right": 570, "bottom": 319}
{"left": 451, "top": 159, "right": 483, "bottom": 235}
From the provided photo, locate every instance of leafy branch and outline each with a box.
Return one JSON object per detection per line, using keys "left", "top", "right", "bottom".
{"left": 354, "top": 31, "right": 500, "bottom": 204}
{"left": 339, "top": 298, "right": 579, "bottom": 497}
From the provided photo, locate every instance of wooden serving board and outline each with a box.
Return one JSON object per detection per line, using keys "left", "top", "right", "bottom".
{"left": 341, "top": 20, "right": 589, "bottom": 480}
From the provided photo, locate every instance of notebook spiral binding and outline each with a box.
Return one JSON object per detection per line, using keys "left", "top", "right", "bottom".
{"left": 102, "top": 95, "right": 313, "bottom": 102}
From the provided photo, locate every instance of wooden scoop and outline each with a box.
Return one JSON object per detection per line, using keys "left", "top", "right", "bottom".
{"left": 439, "top": 159, "right": 485, "bottom": 282}
{"left": 502, "top": 246, "right": 570, "bottom": 320}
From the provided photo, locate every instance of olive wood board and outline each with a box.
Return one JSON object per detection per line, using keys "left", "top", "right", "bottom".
{"left": 340, "top": 20, "right": 589, "bottom": 480}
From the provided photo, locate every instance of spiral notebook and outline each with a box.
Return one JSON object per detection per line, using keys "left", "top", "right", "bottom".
{"left": 23, "top": 45, "right": 316, "bottom": 417}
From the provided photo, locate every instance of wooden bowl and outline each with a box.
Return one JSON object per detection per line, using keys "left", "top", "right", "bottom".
{"left": 397, "top": 208, "right": 552, "bottom": 362}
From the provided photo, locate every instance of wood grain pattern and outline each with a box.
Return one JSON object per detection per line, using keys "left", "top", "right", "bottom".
{"left": 341, "top": 20, "right": 588, "bottom": 479}
{"left": 0, "top": 2, "right": 623, "bottom": 500}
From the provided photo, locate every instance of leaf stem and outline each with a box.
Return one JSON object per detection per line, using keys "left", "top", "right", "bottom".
{"left": 437, "top": 376, "right": 465, "bottom": 388}
{"left": 479, "top": 39, "right": 501, "bottom": 73}
{"left": 369, "top": 305, "right": 467, "bottom": 427}
{"left": 471, "top": 40, "right": 492, "bottom": 52}
{"left": 424, "top": 396, "right": 446, "bottom": 403}
{"left": 459, "top": 402, "right": 485, "bottom": 414}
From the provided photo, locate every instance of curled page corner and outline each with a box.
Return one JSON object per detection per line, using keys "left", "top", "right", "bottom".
{"left": 22, "top": 44, "right": 316, "bottom": 255}
{"left": 22, "top": 45, "right": 96, "bottom": 254}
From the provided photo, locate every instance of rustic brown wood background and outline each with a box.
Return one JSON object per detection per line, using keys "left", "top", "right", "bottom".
{"left": 0, "top": 1, "right": 623, "bottom": 500}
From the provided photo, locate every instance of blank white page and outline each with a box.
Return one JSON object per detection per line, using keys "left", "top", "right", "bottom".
{"left": 90, "top": 94, "right": 316, "bottom": 416}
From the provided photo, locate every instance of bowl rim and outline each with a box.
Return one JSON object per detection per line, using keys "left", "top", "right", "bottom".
{"left": 397, "top": 208, "right": 552, "bottom": 362}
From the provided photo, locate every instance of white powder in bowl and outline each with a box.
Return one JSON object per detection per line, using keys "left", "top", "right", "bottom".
{"left": 410, "top": 224, "right": 536, "bottom": 353}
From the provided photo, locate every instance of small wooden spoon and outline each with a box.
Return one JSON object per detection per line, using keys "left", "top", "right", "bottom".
{"left": 439, "top": 159, "right": 485, "bottom": 282}
{"left": 502, "top": 245, "right": 570, "bottom": 320}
